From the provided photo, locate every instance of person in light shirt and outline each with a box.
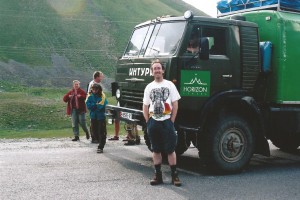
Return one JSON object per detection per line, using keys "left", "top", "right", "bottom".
{"left": 143, "top": 59, "right": 181, "bottom": 187}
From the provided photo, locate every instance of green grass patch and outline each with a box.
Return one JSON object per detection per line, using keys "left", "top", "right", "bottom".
{"left": 0, "top": 87, "right": 120, "bottom": 139}
{"left": 0, "top": 123, "right": 120, "bottom": 139}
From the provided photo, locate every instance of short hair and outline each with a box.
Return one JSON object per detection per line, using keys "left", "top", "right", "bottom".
{"left": 91, "top": 83, "right": 101, "bottom": 89}
{"left": 93, "top": 71, "right": 103, "bottom": 79}
{"left": 91, "top": 83, "right": 103, "bottom": 96}
{"left": 151, "top": 59, "right": 164, "bottom": 70}
{"left": 73, "top": 80, "right": 80, "bottom": 84}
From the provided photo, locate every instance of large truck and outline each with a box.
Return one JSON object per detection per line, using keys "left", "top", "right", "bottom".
{"left": 106, "top": 0, "right": 300, "bottom": 173}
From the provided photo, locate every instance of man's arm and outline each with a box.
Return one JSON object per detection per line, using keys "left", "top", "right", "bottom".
{"left": 143, "top": 104, "right": 149, "bottom": 123}
{"left": 170, "top": 100, "right": 178, "bottom": 123}
{"left": 87, "top": 81, "right": 93, "bottom": 93}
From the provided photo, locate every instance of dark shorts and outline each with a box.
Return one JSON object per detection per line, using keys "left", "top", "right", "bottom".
{"left": 147, "top": 118, "right": 178, "bottom": 154}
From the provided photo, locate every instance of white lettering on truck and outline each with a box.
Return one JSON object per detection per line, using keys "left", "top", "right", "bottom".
{"left": 129, "top": 68, "right": 152, "bottom": 76}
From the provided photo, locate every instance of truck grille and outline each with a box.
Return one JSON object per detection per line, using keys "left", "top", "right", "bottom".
{"left": 122, "top": 89, "right": 144, "bottom": 106}
{"left": 240, "top": 26, "right": 260, "bottom": 90}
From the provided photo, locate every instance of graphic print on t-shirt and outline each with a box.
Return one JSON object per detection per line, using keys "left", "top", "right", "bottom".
{"left": 150, "top": 87, "right": 171, "bottom": 118}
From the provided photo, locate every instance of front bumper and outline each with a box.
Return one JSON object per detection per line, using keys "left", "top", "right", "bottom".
{"left": 105, "top": 104, "right": 145, "bottom": 126}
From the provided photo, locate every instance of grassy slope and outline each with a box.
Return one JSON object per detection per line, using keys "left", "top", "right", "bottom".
{"left": 0, "top": 0, "right": 205, "bottom": 76}
{"left": 0, "top": 0, "right": 205, "bottom": 138}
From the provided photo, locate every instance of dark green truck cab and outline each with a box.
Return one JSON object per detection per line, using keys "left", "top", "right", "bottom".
{"left": 107, "top": 1, "right": 300, "bottom": 173}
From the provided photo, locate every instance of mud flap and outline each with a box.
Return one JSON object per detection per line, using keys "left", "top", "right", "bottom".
{"left": 255, "top": 135, "right": 270, "bottom": 157}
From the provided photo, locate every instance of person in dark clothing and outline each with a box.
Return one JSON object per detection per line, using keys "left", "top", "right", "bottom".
{"left": 87, "top": 71, "right": 104, "bottom": 143}
{"left": 86, "top": 83, "right": 108, "bottom": 153}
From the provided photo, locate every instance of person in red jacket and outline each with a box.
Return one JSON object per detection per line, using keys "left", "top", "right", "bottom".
{"left": 63, "top": 80, "right": 90, "bottom": 141}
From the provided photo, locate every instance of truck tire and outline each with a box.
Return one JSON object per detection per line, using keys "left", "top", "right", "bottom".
{"left": 204, "top": 114, "right": 255, "bottom": 173}
{"left": 175, "top": 130, "right": 191, "bottom": 156}
{"left": 270, "top": 134, "right": 300, "bottom": 152}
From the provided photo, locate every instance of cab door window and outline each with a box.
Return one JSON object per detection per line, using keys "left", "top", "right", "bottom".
{"left": 206, "top": 28, "right": 226, "bottom": 55}
{"left": 186, "top": 26, "right": 227, "bottom": 56}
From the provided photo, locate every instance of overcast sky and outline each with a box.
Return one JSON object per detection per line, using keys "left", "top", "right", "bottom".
{"left": 182, "top": 0, "right": 219, "bottom": 17}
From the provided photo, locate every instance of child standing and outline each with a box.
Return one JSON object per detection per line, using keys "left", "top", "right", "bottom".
{"left": 86, "top": 83, "right": 108, "bottom": 153}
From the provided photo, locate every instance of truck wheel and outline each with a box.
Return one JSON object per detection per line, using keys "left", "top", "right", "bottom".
{"left": 175, "top": 130, "right": 190, "bottom": 156}
{"left": 205, "top": 115, "right": 255, "bottom": 173}
{"left": 270, "top": 134, "right": 300, "bottom": 152}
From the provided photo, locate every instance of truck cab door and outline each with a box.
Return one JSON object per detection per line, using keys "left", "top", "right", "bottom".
{"left": 179, "top": 25, "right": 236, "bottom": 102}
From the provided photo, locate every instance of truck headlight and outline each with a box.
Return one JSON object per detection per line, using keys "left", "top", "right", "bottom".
{"left": 116, "top": 89, "right": 121, "bottom": 99}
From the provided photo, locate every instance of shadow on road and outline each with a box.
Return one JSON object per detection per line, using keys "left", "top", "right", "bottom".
{"left": 166, "top": 146, "right": 300, "bottom": 175}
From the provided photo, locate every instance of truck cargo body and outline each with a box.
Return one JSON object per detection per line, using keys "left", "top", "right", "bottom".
{"left": 221, "top": 6, "right": 300, "bottom": 153}
{"left": 227, "top": 10, "right": 300, "bottom": 103}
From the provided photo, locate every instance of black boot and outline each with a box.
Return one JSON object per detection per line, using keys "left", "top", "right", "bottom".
{"left": 171, "top": 172, "right": 181, "bottom": 187}
{"left": 150, "top": 172, "right": 163, "bottom": 185}
{"left": 72, "top": 136, "right": 80, "bottom": 141}
{"left": 86, "top": 132, "right": 90, "bottom": 140}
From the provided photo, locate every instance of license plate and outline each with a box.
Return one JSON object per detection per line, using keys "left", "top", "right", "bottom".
{"left": 120, "top": 111, "right": 132, "bottom": 120}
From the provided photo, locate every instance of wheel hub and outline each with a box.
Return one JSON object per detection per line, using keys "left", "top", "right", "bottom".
{"left": 220, "top": 128, "right": 245, "bottom": 162}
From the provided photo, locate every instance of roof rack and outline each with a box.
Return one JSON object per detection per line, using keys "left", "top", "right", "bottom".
{"left": 217, "top": 0, "right": 300, "bottom": 17}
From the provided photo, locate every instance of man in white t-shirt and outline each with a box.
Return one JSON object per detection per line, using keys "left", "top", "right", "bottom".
{"left": 87, "top": 71, "right": 104, "bottom": 94}
{"left": 143, "top": 59, "right": 181, "bottom": 187}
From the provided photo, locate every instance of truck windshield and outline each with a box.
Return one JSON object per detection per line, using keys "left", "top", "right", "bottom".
{"left": 123, "top": 22, "right": 185, "bottom": 57}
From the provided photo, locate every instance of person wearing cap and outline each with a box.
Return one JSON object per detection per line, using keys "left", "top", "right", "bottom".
{"left": 63, "top": 80, "right": 90, "bottom": 141}
{"left": 86, "top": 83, "right": 108, "bottom": 153}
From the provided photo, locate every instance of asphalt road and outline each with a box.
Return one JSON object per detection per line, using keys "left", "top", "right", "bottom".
{"left": 0, "top": 137, "right": 299, "bottom": 200}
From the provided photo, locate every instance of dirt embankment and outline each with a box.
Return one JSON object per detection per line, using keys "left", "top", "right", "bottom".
{"left": 0, "top": 57, "right": 112, "bottom": 91}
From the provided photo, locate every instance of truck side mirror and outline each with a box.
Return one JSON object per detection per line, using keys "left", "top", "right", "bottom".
{"left": 259, "top": 41, "right": 272, "bottom": 74}
{"left": 199, "top": 37, "right": 209, "bottom": 60}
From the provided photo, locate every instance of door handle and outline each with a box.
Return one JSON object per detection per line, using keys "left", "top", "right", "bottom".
{"left": 222, "top": 74, "right": 232, "bottom": 78}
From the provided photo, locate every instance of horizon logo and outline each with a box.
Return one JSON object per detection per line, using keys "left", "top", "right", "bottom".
{"left": 184, "top": 77, "right": 207, "bottom": 86}
{"left": 180, "top": 70, "right": 210, "bottom": 97}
